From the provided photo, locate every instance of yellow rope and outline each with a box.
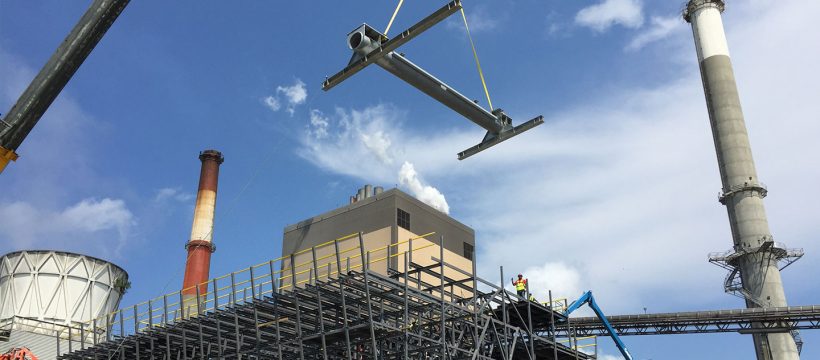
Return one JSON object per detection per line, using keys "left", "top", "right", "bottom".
{"left": 460, "top": 7, "right": 494, "bottom": 111}
{"left": 384, "top": 0, "right": 405, "bottom": 36}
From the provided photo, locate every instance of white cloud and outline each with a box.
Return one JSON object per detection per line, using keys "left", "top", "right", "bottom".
{"left": 398, "top": 162, "right": 450, "bottom": 214}
{"left": 360, "top": 130, "right": 393, "bottom": 165}
{"left": 153, "top": 187, "right": 194, "bottom": 203}
{"left": 298, "top": 104, "right": 404, "bottom": 182}
{"left": 262, "top": 95, "right": 280, "bottom": 111}
{"left": 277, "top": 79, "right": 307, "bottom": 114}
{"left": 575, "top": 0, "right": 644, "bottom": 32}
{"left": 0, "top": 198, "right": 136, "bottom": 255}
{"left": 262, "top": 79, "right": 308, "bottom": 115}
{"left": 626, "top": 15, "right": 683, "bottom": 51}
{"left": 61, "top": 198, "right": 134, "bottom": 233}
{"left": 308, "top": 109, "right": 329, "bottom": 140}
{"left": 519, "top": 262, "right": 584, "bottom": 303}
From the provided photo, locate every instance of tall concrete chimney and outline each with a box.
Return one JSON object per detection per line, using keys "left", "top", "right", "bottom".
{"left": 684, "top": 2, "right": 801, "bottom": 359}
{"left": 181, "top": 150, "right": 224, "bottom": 310}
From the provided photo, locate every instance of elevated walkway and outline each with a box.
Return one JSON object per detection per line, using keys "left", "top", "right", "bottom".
{"left": 560, "top": 305, "right": 820, "bottom": 336}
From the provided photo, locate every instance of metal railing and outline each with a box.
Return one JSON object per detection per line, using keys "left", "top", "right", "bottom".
{"left": 62, "top": 230, "right": 439, "bottom": 346}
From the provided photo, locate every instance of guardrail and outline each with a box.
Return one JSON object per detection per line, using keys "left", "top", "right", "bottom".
{"left": 60, "top": 230, "right": 438, "bottom": 347}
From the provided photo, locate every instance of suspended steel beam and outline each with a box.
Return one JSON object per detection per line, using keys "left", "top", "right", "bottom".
{"left": 322, "top": 0, "right": 542, "bottom": 160}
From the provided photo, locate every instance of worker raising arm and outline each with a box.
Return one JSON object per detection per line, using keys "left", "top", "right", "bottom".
{"left": 511, "top": 274, "right": 527, "bottom": 298}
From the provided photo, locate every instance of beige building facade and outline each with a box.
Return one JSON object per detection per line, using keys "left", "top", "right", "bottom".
{"left": 281, "top": 187, "right": 475, "bottom": 295}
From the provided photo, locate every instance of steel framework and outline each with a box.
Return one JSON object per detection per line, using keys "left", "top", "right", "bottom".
{"left": 56, "top": 232, "right": 591, "bottom": 359}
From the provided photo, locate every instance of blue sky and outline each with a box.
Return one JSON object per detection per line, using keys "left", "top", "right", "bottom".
{"left": 2, "top": 0, "right": 819, "bottom": 358}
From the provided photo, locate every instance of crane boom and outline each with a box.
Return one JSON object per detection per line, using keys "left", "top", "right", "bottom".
{"left": 0, "top": 0, "right": 130, "bottom": 174}
{"left": 564, "top": 291, "right": 633, "bottom": 360}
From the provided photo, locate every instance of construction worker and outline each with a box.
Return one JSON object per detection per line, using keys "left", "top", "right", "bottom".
{"left": 511, "top": 274, "right": 527, "bottom": 298}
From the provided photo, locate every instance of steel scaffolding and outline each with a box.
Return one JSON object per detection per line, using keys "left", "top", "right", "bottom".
{"left": 57, "top": 232, "right": 592, "bottom": 359}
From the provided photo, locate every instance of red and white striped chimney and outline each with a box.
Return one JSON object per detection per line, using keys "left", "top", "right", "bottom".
{"left": 181, "top": 150, "right": 223, "bottom": 303}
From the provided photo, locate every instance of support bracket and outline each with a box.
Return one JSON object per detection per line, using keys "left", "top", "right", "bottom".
{"left": 458, "top": 115, "right": 544, "bottom": 160}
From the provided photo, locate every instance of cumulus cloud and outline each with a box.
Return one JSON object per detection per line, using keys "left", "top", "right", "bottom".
{"left": 262, "top": 79, "right": 308, "bottom": 115}
{"left": 0, "top": 198, "right": 136, "bottom": 255}
{"left": 575, "top": 0, "right": 644, "bottom": 32}
{"left": 625, "top": 15, "right": 684, "bottom": 51}
{"left": 398, "top": 162, "right": 450, "bottom": 214}
{"left": 519, "top": 262, "right": 584, "bottom": 302}
{"left": 262, "top": 95, "right": 280, "bottom": 112}
{"left": 277, "top": 80, "right": 307, "bottom": 109}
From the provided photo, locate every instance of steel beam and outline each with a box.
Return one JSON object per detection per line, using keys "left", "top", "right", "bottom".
{"left": 323, "top": 0, "right": 542, "bottom": 160}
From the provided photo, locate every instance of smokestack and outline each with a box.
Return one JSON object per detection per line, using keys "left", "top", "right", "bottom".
{"left": 181, "top": 150, "right": 224, "bottom": 310}
{"left": 684, "top": 2, "right": 800, "bottom": 358}
{"left": 364, "top": 184, "right": 373, "bottom": 199}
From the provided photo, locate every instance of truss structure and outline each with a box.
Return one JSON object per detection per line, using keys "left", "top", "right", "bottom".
{"left": 55, "top": 232, "right": 591, "bottom": 360}
{"left": 560, "top": 305, "right": 820, "bottom": 337}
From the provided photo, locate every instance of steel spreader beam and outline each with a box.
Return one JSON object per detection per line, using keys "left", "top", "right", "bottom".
{"left": 322, "top": 0, "right": 542, "bottom": 160}
{"left": 322, "top": 0, "right": 463, "bottom": 92}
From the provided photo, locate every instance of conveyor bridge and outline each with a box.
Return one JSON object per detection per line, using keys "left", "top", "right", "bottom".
{"left": 557, "top": 305, "right": 820, "bottom": 336}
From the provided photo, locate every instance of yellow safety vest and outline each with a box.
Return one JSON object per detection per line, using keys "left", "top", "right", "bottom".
{"left": 514, "top": 279, "right": 526, "bottom": 291}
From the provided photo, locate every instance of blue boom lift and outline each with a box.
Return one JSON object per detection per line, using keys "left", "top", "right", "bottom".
{"left": 563, "top": 291, "right": 633, "bottom": 360}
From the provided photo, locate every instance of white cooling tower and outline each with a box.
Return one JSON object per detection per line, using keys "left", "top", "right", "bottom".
{"left": 0, "top": 250, "right": 128, "bottom": 332}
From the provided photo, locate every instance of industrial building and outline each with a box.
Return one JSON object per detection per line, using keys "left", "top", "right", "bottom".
{"left": 282, "top": 185, "right": 475, "bottom": 291}
{"left": 0, "top": 250, "right": 129, "bottom": 359}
